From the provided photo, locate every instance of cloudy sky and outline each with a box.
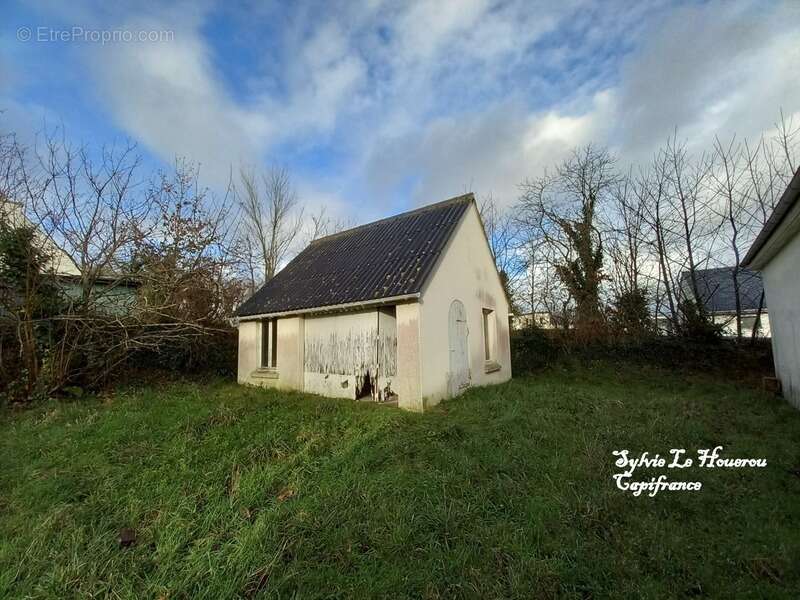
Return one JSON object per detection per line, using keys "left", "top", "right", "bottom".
{"left": 2, "top": 0, "right": 799, "bottom": 223}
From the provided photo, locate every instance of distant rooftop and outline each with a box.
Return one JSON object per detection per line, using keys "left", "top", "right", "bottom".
{"left": 681, "top": 267, "right": 765, "bottom": 313}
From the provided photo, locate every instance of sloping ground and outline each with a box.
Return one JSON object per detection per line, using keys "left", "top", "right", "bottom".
{"left": 1, "top": 367, "right": 799, "bottom": 598}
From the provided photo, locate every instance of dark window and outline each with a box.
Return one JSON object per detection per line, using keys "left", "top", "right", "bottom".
{"left": 482, "top": 308, "right": 494, "bottom": 361}
{"left": 271, "top": 317, "right": 278, "bottom": 367}
{"left": 261, "top": 319, "right": 277, "bottom": 368}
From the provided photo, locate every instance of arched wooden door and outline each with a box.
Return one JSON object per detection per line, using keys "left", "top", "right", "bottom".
{"left": 448, "top": 299, "right": 470, "bottom": 397}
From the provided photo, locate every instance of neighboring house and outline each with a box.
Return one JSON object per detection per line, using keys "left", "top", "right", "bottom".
{"left": 1, "top": 199, "right": 81, "bottom": 277}
{"left": 680, "top": 267, "right": 770, "bottom": 338}
{"left": 0, "top": 199, "right": 138, "bottom": 312}
{"left": 235, "top": 194, "right": 512, "bottom": 411}
{"left": 742, "top": 167, "right": 800, "bottom": 408}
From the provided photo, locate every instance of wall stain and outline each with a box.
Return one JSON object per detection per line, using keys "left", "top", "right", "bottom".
{"left": 304, "top": 326, "right": 397, "bottom": 401}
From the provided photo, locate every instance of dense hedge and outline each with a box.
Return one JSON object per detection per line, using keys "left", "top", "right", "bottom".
{"left": 131, "top": 328, "right": 239, "bottom": 378}
{"left": 511, "top": 327, "right": 774, "bottom": 382}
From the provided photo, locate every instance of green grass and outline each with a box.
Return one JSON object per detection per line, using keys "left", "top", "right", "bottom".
{"left": 2, "top": 365, "right": 800, "bottom": 599}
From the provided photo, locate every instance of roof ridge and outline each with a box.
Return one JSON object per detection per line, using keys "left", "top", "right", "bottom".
{"left": 696, "top": 266, "right": 739, "bottom": 273}
{"left": 684, "top": 266, "right": 758, "bottom": 275}
{"left": 309, "top": 193, "right": 475, "bottom": 245}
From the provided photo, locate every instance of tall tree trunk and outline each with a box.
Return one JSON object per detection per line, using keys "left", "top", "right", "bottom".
{"left": 751, "top": 289, "right": 765, "bottom": 345}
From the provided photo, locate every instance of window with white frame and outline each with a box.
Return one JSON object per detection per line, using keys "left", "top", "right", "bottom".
{"left": 261, "top": 318, "right": 278, "bottom": 369}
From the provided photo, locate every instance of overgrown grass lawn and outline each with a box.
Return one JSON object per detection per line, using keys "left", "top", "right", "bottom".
{"left": 2, "top": 366, "right": 800, "bottom": 598}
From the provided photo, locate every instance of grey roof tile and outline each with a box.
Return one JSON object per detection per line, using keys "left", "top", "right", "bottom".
{"left": 236, "top": 194, "right": 473, "bottom": 317}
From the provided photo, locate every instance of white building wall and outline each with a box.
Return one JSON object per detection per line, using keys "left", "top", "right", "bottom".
{"left": 237, "top": 316, "right": 304, "bottom": 391}
{"left": 417, "top": 204, "right": 512, "bottom": 406}
{"left": 762, "top": 233, "right": 800, "bottom": 408}
{"left": 277, "top": 317, "right": 305, "bottom": 390}
{"left": 238, "top": 308, "right": 405, "bottom": 403}
{"left": 237, "top": 320, "right": 260, "bottom": 383}
{"left": 396, "top": 302, "right": 422, "bottom": 411}
{"left": 711, "top": 313, "right": 771, "bottom": 338}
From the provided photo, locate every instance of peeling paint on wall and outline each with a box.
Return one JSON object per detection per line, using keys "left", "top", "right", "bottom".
{"left": 303, "top": 310, "right": 397, "bottom": 402}
{"left": 304, "top": 328, "right": 379, "bottom": 374}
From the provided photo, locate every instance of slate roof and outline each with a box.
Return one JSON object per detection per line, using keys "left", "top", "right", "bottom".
{"left": 236, "top": 194, "right": 474, "bottom": 317}
{"left": 742, "top": 166, "right": 800, "bottom": 267}
{"left": 681, "top": 267, "right": 766, "bottom": 314}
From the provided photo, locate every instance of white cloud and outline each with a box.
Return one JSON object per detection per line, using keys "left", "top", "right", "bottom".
{"left": 83, "top": 16, "right": 271, "bottom": 186}
{"left": 393, "top": 0, "right": 490, "bottom": 63}
{"left": 359, "top": 0, "right": 800, "bottom": 212}
{"left": 6, "top": 0, "right": 800, "bottom": 224}
{"left": 271, "top": 21, "right": 368, "bottom": 137}
{"left": 612, "top": 0, "right": 800, "bottom": 157}
{"left": 364, "top": 90, "right": 614, "bottom": 207}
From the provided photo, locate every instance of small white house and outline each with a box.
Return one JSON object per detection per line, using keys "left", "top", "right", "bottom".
{"left": 742, "top": 167, "right": 800, "bottom": 408}
{"left": 235, "top": 194, "right": 512, "bottom": 411}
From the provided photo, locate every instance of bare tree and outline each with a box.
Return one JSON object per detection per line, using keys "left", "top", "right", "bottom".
{"left": 741, "top": 116, "right": 800, "bottom": 341}
{"left": 0, "top": 131, "right": 25, "bottom": 203}
{"left": 135, "top": 161, "right": 243, "bottom": 323}
{"left": 709, "top": 136, "right": 748, "bottom": 340}
{"left": 607, "top": 169, "right": 647, "bottom": 296}
{"left": 4, "top": 130, "right": 154, "bottom": 390}
{"left": 33, "top": 138, "right": 149, "bottom": 303}
{"left": 0, "top": 126, "right": 247, "bottom": 399}
{"left": 775, "top": 108, "right": 797, "bottom": 177}
{"left": 305, "top": 204, "right": 352, "bottom": 244}
{"left": 518, "top": 145, "right": 617, "bottom": 334}
{"left": 511, "top": 111, "right": 800, "bottom": 342}
{"left": 479, "top": 194, "right": 522, "bottom": 309}
{"left": 637, "top": 149, "right": 682, "bottom": 331}
{"left": 238, "top": 165, "right": 303, "bottom": 283}
{"left": 665, "top": 133, "right": 713, "bottom": 306}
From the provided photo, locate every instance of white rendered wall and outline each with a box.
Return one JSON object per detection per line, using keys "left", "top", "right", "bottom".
{"left": 417, "top": 204, "right": 512, "bottom": 406}
{"left": 762, "top": 233, "right": 800, "bottom": 408}
{"left": 237, "top": 317, "right": 304, "bottom": 391}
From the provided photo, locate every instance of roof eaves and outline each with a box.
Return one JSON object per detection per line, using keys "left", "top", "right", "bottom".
{"left": 742, "top": 167, "right": 800, "bottom": 267}
{"left": 236, "top": 292, "right": 421, "bottom": 320}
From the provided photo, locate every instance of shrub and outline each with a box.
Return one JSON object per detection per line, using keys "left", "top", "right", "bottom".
{"left": 0, "top": 221, "right": 66, "bottom": 402}
{"left": 511, "top": 326, "right": 562, "bottom": 374}
{"left": 673, "top": 298, "right": 724, "bottom": 343}
{"left": 134, "top": 327, "right": 238, "bottom": 378}
{"left": 608, "top": 287, "right": 654, "bottom": 340}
